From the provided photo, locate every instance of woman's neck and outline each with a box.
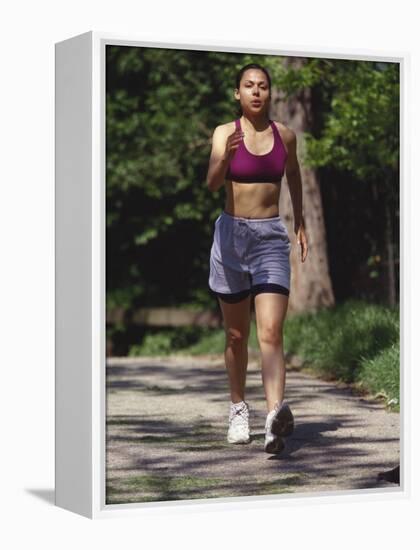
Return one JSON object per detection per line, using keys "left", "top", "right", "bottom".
{"left": 240, "top": 113, "right": 271, "bottom": 132}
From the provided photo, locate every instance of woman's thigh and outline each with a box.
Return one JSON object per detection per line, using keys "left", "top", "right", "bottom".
{"left": 218, "top": 295, "right": 252, "bottom": 341}
{"left": 254, "top": 293, "right": 289, "bottom": 343}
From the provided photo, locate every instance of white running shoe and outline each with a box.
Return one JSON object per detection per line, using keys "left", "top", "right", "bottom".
{"left": 227, "top": 401, "right": 251, "bottom": 444}
{"left": 264, "top": 401, "right": 294, "bottom": 454}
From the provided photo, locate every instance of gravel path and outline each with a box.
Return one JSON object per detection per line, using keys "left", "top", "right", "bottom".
{"left": 105, "top": 354, "right": 400, "bottom": 504}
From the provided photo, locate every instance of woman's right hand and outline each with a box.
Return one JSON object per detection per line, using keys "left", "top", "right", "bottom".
{"left": 224, "top": 128, "right": 244, "bottom": 159}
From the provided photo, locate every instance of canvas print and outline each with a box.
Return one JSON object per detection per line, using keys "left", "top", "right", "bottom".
{"left": 105, "top": 44, "right": 400, "bottom": 505}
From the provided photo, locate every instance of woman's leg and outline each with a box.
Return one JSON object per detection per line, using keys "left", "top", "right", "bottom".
{"left": 253, "top": 292, "right": 289, "bottom": 412}
{"left": 217, "top": 294, "right": 252, "bottom": 403}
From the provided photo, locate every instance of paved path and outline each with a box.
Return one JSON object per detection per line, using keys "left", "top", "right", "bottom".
{"left": 106, "top": 354, "right": 400, "bottom": 504}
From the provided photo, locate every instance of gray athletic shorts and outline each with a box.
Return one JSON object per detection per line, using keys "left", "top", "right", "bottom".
{"left": 208, "top": 210, "right": 292, "bottom": 303}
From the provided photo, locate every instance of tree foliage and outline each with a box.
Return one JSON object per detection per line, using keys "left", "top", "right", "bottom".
{"left": 105, "top": 47, "right": 399, "bottom": 317}
{"left": 303, "top": 60, "right": 399, "bottom": 185}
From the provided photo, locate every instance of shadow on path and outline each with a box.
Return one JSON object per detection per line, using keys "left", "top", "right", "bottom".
{"left": 106, "top": 356, "right": 400, "bottom": 504}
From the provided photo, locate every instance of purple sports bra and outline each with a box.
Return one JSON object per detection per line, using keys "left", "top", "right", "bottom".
{"left": 225, "top": 118, "right": 288, "bottom": 183}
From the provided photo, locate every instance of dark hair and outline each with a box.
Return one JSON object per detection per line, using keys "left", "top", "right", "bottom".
{"left": 234, "top": 63, "right": 272, "bottom": 117}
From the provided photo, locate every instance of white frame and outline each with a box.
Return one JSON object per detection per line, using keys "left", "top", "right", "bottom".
{"left": 55, "top": 30, "right": 409, "bottom": 519}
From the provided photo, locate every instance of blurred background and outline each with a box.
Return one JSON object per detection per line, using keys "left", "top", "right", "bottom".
{"left": 105, "top": 46, "right": 399, "bottom": 408}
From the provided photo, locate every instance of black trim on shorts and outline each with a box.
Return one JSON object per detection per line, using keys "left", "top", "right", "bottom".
{"left": 211, "top": 288, "right": 251, "bottom": 303}
{"left": 251, "top": 283, "right": 290, "bottom": 297}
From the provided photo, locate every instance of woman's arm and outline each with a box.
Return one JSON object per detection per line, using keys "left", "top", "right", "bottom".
{"left": 284, "top": 129, "right": 304, "bottom": 231}
{"left": 284, "top": 128, "right": 308, "bottom": 262}
{"left": 206, "top": 125, "right": 230, "bottom": 192}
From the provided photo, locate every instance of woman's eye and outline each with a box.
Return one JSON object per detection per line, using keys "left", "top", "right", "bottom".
{"left": 245, "top": 84, "right": 267, "bottom": 89}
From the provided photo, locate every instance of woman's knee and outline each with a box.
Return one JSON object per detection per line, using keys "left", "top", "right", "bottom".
{"left": 257, "top": 324, "right": 283, "bottom": 346}
{"left": 225, "top": 327, "right": 249, "bottom": 348}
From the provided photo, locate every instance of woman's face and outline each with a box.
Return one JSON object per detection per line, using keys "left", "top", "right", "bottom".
{"left": 235, "top": 69, "right": 271, "bottom": 115}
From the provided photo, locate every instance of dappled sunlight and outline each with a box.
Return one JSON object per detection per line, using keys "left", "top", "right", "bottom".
{"left": 106, "top": 355, "right": 400, "bottom": 504}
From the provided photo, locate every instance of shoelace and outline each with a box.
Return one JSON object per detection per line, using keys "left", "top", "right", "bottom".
{"left": 229, "top": 403, "right": 249, "bottom": 427}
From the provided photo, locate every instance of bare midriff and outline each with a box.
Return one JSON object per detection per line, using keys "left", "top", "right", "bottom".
{"left": 223, "top": 180, "right": 282, "bottom": 219}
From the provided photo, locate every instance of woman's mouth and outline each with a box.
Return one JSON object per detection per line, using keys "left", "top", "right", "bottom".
{"left": 251, "top": 101, "right": 262, "bottom": 106}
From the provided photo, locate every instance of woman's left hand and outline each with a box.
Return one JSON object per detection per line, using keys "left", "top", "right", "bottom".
{"left": 295, "top": 223, "right": 308, "bottom": 262}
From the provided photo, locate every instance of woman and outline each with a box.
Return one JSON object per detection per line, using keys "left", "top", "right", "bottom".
{"left": 206, "top": 63, "right": 308, "bottom": 454}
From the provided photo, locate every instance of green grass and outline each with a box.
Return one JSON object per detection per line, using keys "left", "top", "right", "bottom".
{"left": 128, "top": 326, "right": 222, "bottom": 356}
{"left": 106, "top": 472, "right": 305, "bottom": 504}
{"left": 356, "top": 341, "right": 400, "bottom": 407}
{"left": 283, "top": 299, "right": 400, "bottom": 410}
{"left": 128, "top": 321, "right": 259, "bottom": 356}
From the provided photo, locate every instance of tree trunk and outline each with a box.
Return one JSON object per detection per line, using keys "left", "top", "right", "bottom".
{"left": 272, "top": 58, "right": 335, "bottom": 314}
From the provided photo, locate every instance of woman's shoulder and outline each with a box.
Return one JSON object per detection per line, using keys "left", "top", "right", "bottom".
{"left": 272, "top": 120, "right": 296, "bottom": 146}
{"left": 209, "top": 121, "right": 237, "bottom": 151}
{"left": 215, "top": 120, "right": 237, "bottom": 134}
{"left": 210, "top": 121, "right": 236, "bottom": 145}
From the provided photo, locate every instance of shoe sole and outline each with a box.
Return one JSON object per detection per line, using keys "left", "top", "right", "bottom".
{"left": 271, "top": 404, "right": 294, "bottom": 437}
{"left": 227, "top": 436, "right": 251, "bottom": 444}
{"left": 264, "top": 435, "right": 285, "bottom": 454}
